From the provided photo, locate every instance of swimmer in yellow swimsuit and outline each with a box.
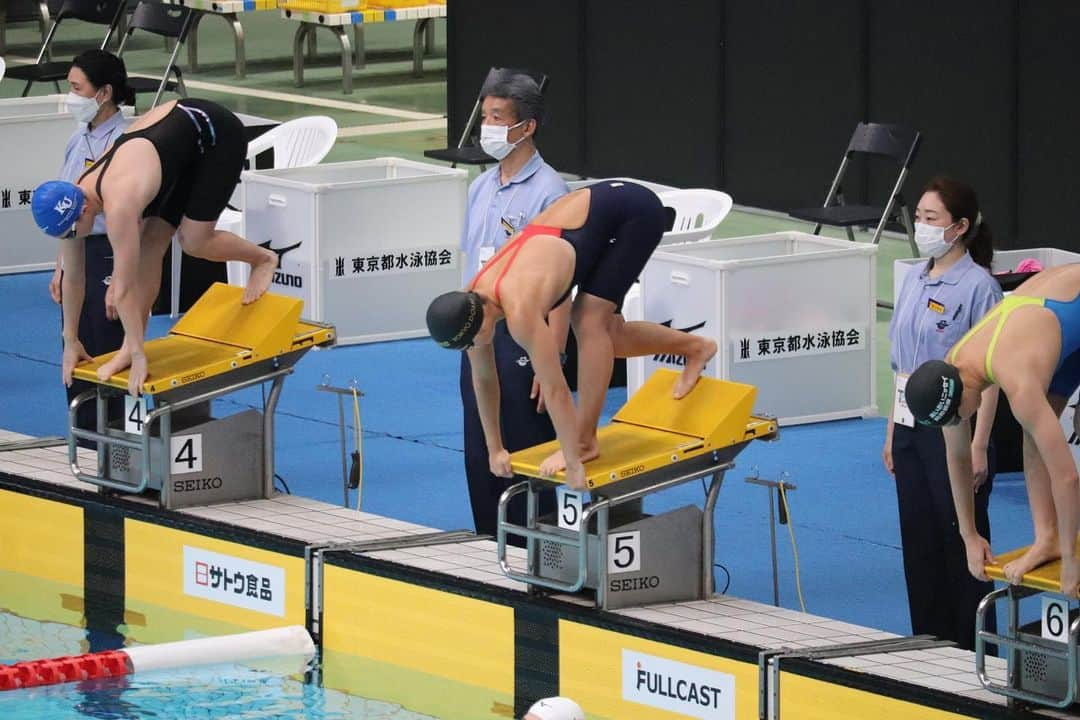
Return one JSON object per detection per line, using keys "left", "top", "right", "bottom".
{"left": 906, "top": 263, "right": 1080, "bottom": 597}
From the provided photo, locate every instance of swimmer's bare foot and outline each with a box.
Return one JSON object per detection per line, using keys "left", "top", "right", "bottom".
{"left": 1003, "top": 536, "right": 1060, "bottom": 585}
{"left": 97, "top": 343, "right": 132, "bottom": 382}
{"left": 243, "top": 250, "right": 278, "bottom": 305}
{"left": 538, "top": 437, "right": 600, "bottom": 477}
{"left": 673, "top": 338, "right": 718, "bottom": 399}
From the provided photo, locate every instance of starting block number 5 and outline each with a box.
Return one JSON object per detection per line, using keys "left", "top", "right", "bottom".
{"left": 170, "top": 434, "right": 203, "bottom": 475}
{"left": 124, "top": 396, "right": 148, "bottom": 435}
{"left": 608, "top": 531, "right": 641, "bottom": 574}
{"left": 557, "top": 489, "right": 583, "bottom": 531}
{"left": 1043, "top": 596, "right": 1070, "bottom": 643}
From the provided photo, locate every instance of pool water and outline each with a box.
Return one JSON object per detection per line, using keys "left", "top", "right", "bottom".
{"left": 0, "top": 612, "right": 440, "bottom": 720}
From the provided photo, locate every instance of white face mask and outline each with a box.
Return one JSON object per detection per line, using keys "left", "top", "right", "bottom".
{"left": 479, "top": 120, "right": 526, "bottom": 160}
{"left": 66, "top": 91, "right": 101, "bottom": 124}
{"left": 914, "top": 221, "right": 957, "bottom": 259}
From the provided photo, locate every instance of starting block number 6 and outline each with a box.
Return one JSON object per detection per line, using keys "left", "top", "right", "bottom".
{"left": 608, "top": 531, "right": 641, "bottom": 574}
{"left": 557, "top": 489, "right": 583, "bottom": 531}
{"left": 1043, "top": 596, "right": 1070, "bottom": 643}
{"left": 124, "top": 396, "right": 147, "bottom": 435}
{"left": 170, "top": 434, "right": 203, "bottom": 475}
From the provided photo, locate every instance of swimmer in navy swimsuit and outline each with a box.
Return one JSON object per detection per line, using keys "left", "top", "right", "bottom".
{"left": 904, "top": 263, "right": 1080, "bottom": 597}
{"left": 32, "top": 98, "right": 278, "bottom": 398}
{"left": 426, "top": 181, "right": 718, "bottom": 491}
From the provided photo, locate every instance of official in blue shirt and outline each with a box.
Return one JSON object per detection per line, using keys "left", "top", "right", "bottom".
{"left": 885, "top": 176, "right": 1003, "bottom": 650}
{"left": 47, "top": 50, "right": 134, "bottom": 445}
{"left": 458, "top": 71, "right": 568, "bottom": 542}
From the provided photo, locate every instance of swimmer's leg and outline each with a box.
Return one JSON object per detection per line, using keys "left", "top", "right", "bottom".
{"left": 605, "top": 309, "right": 717, "bottom": 399}
{"left": 177, "top": 217, "right": 277, "bottom": 304}
{"left": 1003, "top": 393, "right": 1070, "bottom": 583}
{"left": 96, "top": 218, "right": 175, "bottom": 381}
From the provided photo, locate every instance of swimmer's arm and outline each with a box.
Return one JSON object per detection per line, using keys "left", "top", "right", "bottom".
{"left": 60, "top": 237, "right": 86, "bottom": 346}
{"left": 513, "top": 315, "right": 580, "bottom": 466}
{"left": 943, "top": 421, "right": 980, "bottom": 540}
{"left": 972, "top": 385, "right": 1000, "bottom": 450}
{"left": 1013, "top": 388, "right": 1080, "bottom": 569}
{"left": 467, "top": 342, "right": 504, "bottom": 453}
{"left": 104, "top": 207, "right": 146, "bottom": 358}
{"left": 971, "top": 385, "right": 1000, "bottom": 489}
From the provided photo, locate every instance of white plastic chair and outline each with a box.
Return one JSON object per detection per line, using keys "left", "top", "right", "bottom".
{"left": 170, "top": 115, "right": 339, "bottom": 315}
{"left": 657, "top": 188, "right": 733, "bottom": 245}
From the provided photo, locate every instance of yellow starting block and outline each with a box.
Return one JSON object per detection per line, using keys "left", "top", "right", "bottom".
{"left": 68, "top": 283, "right": 336, "bottom": 509}
{"left": 497, "top": 369, "right": 778, "bottom": 610}
{"left": 976, "top": 540, "right": 1080, "bottom": 709}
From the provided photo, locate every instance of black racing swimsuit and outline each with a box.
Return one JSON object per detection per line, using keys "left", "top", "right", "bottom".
{"left": 541, "top": 180, "right": 667, "bottom": 308}
{"left": 80, "top": 98, "right": 246, "bottom": 227}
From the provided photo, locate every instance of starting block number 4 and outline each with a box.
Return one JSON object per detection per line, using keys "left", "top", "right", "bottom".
{"left": 170, "top": 434, "right": 203, "bottom": 475}
{"left": 608, "top": 531, "right": 641, "bottom": 574}
{"left": 557, "top": 489, "right": 583, "bottom": 531}
{"left": 1043, "top": 596, "right": 1070, "bottom": 643}
{"left": 124, "top": 396, "right": 148, "bottom": 435}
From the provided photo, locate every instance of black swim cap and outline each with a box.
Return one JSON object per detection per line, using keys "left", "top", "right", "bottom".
{"left": 426, "top": 291, "right": 484, "bottom": 350}
{"left": 906, "top": 360, "right": 964, "bottom": 426}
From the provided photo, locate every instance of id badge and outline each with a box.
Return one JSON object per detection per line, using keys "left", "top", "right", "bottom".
{"left": 893, "top": 373, "right": 915, "bottom": 428}
{"left": 478, "top": 246, "right": 495, "bottom": 273}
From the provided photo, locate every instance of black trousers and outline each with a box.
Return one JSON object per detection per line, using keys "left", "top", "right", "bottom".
{"left": 460, "top": 321, "right": 559, "bottom": 546}
{"left": 892, "top": 422, "right": 996, "bottom": 650}
{"left": 64, "top": 235, "right": 125, "bottom": 444}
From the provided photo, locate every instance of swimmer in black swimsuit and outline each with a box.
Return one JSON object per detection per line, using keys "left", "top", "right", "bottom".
{"left": 34, "top": 98, "right": 278, "bottom": 398}
{"left": 426, "top": 181, "right": 718, "bottom": 490}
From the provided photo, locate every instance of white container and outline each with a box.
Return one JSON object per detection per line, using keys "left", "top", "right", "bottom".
{"left": 0, "top": 95, "right": 79, "bottom": 274}
{"left": 627, "top": 232, "right": 878, "bottom": 425}
{"left": 893, "top": 247, "right": 1080, "bottom": 303}
{"left": 241, "top": 158, "right": 467, "bottom": 344}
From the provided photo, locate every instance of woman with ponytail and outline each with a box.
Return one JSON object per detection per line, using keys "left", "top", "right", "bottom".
{"left": 883, "top": 175, "right": 1003, "bottom": 649}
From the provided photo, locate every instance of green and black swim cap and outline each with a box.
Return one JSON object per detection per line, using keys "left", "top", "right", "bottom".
{"left": 426, "top": 291, "right": 484, "bottom": 350}
{"left": 906, "top": 360, "right": 964, "bottom": 427}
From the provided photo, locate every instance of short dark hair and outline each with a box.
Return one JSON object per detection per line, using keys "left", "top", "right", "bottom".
{"left": 71, "top": 50, "right": 134, "bottom": 107}
{"left": 480, "top": 70, "right": 545, "bottom": 130}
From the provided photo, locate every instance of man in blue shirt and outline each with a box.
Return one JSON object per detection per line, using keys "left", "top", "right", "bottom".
{"left": 459, "top": 71, "right": 568, "bottom": 542}
{"left": 47, "top": 50, "right": 133, "bottom": 445}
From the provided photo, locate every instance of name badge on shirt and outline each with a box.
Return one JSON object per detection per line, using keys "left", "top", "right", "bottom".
{"left": 84, "top": 158, "right": 95, "bottom": 169}
{"left": 478, "top": 246, "right": 495, "bottom": 273}
{"left": 927, "top": 298, "right": 946, "bottom": 314}
{"left": 893, "top": 373, "right": 915, "bottom": 428}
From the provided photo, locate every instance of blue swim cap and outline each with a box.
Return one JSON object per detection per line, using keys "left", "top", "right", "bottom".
{"left": 31, "top": 181, "right": 85, "bottom": 238}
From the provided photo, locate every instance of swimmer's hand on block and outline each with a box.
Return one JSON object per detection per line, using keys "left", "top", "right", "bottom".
{"left": 985, "top": 536, "right": 1080, "bottom": 595}
{"left": 510, "top": 370, "right": 762, "bottom": 491}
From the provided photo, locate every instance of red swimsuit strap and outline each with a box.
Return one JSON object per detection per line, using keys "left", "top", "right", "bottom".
{"left": 468, "top": 224, "right": 563, "bottom": 304}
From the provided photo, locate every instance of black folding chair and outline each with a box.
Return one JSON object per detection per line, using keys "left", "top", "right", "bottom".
{"left": 424, "top": 66, "right": 549, "bottom": 168}
{"left": 790, "top": 122, "right": 921, "bottom": 253}
{"left": 5, "top": 0, "right": 128, "bottom": 97}
{"left": 0, "top": 1, "right": 50, "bottom": 57}
{"left": 117, "top": 1, "right": 192, "bottom": 109}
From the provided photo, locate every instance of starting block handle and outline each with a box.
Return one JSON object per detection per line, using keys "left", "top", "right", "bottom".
{"left": 68, "top": 367, "right": 294, "bottom": 499}
{"left": 69, "top": 389, "right": 150, "bottom": 494}
{"left": 496, "top": 480, "right": 608, "bottom": 594}
{"left": 975, "top": 586, "right": 1080, "bottom": 709}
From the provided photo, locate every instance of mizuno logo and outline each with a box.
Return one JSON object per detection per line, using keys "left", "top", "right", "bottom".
{"left": 259, "top": 239, "right": 302, "bottom": 262}
{"left": 660, "top": 319, "right": 707, "bottom": 333}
